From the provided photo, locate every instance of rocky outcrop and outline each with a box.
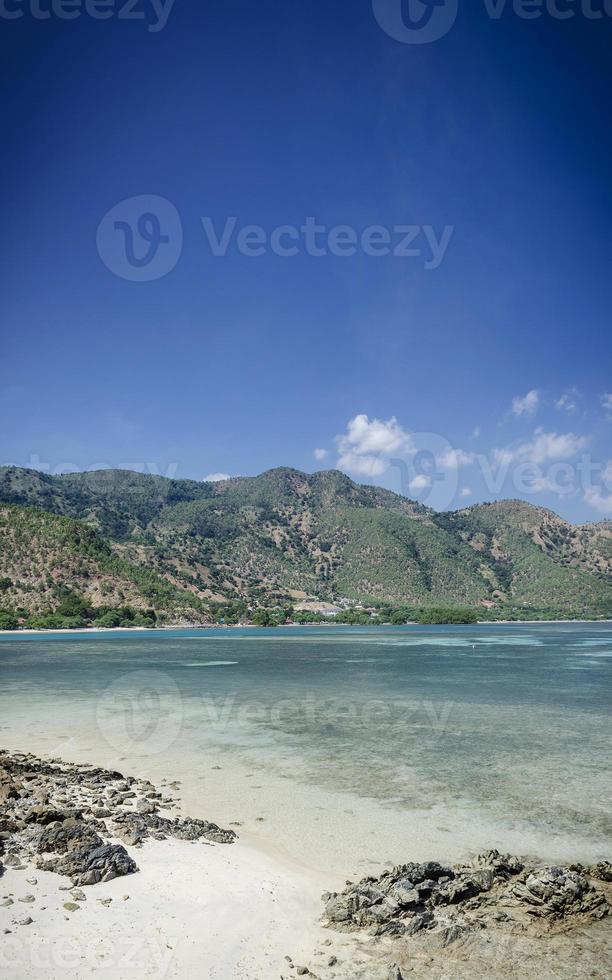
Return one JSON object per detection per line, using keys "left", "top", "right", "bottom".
{"left": 323, "top": 849, "right": 610, "bottom": 945}
{"left": 0, "top": 750, "right": 236, "bottom": 890}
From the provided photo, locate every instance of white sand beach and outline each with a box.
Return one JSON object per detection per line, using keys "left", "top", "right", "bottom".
{"left": 2, "top": 813, "right": 611, "bottom": 980}
{"left": 0, "top": 837, "right": 338, "bottom": 980}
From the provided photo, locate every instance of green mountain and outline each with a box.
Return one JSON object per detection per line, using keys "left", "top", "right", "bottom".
{"left": 0, "top": 503, "right": 209, "bottom": 628}
{"left": 0, "top": 466, "right": 610, "bottom": 625}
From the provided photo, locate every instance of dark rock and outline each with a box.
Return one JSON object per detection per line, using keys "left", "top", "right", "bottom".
{"left": 590, "top": 861, "right": 612, "bottom": 883}
{"left": 322, "top": 849, "right": 609, "bottom": 941}
{"left": 59, "top": 843, "right": 138, "bottom": 886}
{"left": 24, "top": 805, "right": 81, "bottom": 826}
{"left": 136, "top": 799, "right": 157, "bottom": 814}
{"left": 376, "top": 920, "right": 408, "bottom": 937}
{"left": 473, "top": 849, "right": 523, "bottom": 878}
{"left": 405, "top": 910, "right": 434, "bottom": 935}
{"left": 432, "top": 874, "right": 487, "bottom": 906}
{"left": 36, "top": 821, "right": 102, "bottom": 856}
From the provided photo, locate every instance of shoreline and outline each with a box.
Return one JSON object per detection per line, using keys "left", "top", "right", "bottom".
{"left": 2, "top": 724, "right": 609, "bottom": 878}
{"left": 1, "top": 618, "right": 611, "bottom": 636}
{"left": 2, "top": 748, "right": 611, "bottom": 980}
{"left": 0, "top": 749, "right": 335, "bottom": 978}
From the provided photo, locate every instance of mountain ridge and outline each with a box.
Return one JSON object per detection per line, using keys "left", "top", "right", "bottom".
{"left": 0, "top": 465, "right": 610, "bottom": 625}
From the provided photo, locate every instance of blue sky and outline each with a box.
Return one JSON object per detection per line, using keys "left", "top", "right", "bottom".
{"left": 1, "top": 1, "right": 610, "bottom": 522}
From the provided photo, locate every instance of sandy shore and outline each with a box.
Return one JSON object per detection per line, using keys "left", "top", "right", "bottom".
{"left": 2, "top": 726, "right": 608, "bottom": 880}
{"left": 0, "top": 750, "right": 382, "bottom": 980}
{"left": 2, "top": 746, "right": 611, "bottom": 980}
{"left": 1, "top": 619, "right": 610, "bottom": 635}
{"left": 0, "top": 837, "right": 338, "bottom": 980}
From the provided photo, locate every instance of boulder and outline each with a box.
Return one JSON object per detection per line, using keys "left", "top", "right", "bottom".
{"left": 41, "top": 841, "right": 137, "bottom": 886}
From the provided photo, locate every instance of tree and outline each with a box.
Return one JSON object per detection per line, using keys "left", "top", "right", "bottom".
{"left": 416, "top": 607, "right": 478, "bottom": 625}
{"left": 0, "top": 610, "right": 18, "bottom": 630}
{"left": 252, "top": 608, "right": 274, "bottom": 627}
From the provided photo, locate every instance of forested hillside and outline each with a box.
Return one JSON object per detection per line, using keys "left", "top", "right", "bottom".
{"left": 0, "top": 466, "right": 609, "bottom": 627}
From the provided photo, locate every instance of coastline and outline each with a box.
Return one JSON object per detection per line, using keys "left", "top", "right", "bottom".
{"left": 2, "top": 623, "right": 611, "bottom": 976}
{"left": 2, "top": 724, "right": 609, "bottom": 881}
{"left": 1, "top": 618, "right": 611, "bottom": 636}
{"left": 2, "top": 747, "right": 611, "bottom": 980}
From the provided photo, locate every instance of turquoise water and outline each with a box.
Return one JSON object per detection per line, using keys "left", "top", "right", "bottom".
{"left": 1, "top": 623, "right": 611, "bottom": 857}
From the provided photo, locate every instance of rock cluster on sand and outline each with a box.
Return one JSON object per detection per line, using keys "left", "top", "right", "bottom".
{"left": 0, "top": 750, "right": 236, "bottom": 890}
{"left": 323, "top": 849, "right": 610, "bottom": 947}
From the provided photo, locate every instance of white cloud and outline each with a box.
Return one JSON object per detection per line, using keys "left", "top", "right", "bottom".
{"left": 555, "top": 389, "right": 579, "bottom": 414}
{"left": 336, "top": 414, "right": 413, "bottom": 478}
{"left": 603, "top": 460, "right": 612, "bottom": 489}
{"left": 472, "top": 427, "right": 481, "bottom": 439}
{"left": 313, "top": 448, "right": 328, "bottom": 462}
{"left": 493, "top": 429, "right": 589, "bottom": 467}
{"left": 511, "top": 389, "right": 539, "bottom": 417}
{"left": 584, "top": 487, "right": 612, "bottom": 515}
{"left": 460, "top": 487, "right": 472, "bottom": 497}
{"left": 409, "top": 474, "right": 431, "bottom": 491}
{"left": 336, "top": 451, "right": 388, "bottom": 477}
{"left": 602, "top": 393, "right": 612, "bottom": 420}
{"left": 204, "top": 472, "right": 231, "bottom": 482}
{"left": 436, "top": 447, "right": 475, "bottom": 469}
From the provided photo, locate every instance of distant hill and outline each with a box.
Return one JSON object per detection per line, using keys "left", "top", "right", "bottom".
{"left": 0, "top": 503, "right": 209, "bottom": 627}
{"left": 0, "top": 466, "right": 610, "bottom": 625}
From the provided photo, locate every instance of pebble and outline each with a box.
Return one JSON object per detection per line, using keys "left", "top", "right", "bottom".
{"left": 18, "top": 895, "right": 35, "bottom": 903}
{"left": 18, "top": 917, "right": 33, "bottom": 926}
{"left": 63, "top": 902, "right": 80, "bottom": 912}
{"left": 70, "top": 889, "right": 87, "bottom": 902}
{"left": 1, "top": 899, "right": 14, "bottom": 907}
{"left": 26, "top": 877, "right": 38, "bottom": 885}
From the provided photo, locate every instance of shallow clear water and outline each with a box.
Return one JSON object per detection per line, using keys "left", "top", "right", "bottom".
{"left": 1, "top": 623, "right": 611, "bottom": 861}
